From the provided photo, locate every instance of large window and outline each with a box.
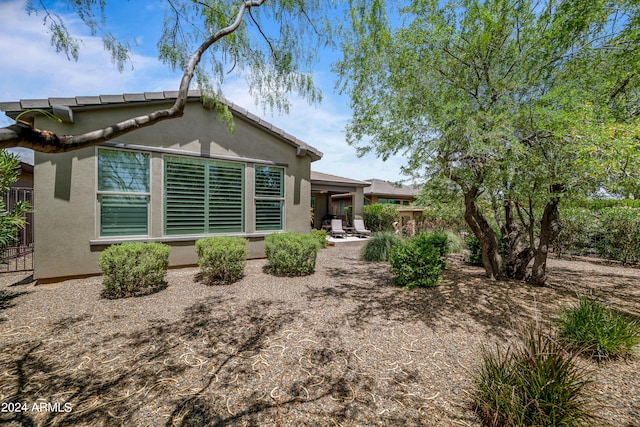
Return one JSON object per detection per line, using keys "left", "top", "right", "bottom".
{"left": 164, "top": 156, "right": 244, "bottom": 235}
{"left": 255, "top": 166, "right": 284, "bottom": 231}
{"left": 97, "top": 148, "right": 150, "bottom": 236}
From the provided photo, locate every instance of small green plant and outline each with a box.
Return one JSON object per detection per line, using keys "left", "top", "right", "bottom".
{"left": 465, "top": 233, "right": 483, "bottom": 266}
{"left": 265, "top": 232, "right": 322, "bottom": 276}
{"left": 195, "top": 237, "right": 247, "bottom": 285}
{"left": 388, "top": 232, "right": 446, "bottom": 289}
{"left": 0, "top": 151, "right": 31, "bottom": 258}
{"left": 472, "top": 325, "right": 595, "bottom": 427}
{"left": 99, "top": 242, "right": 170, "bottom": 297}
{"left": 360, "top": 231, "right": 403, "bottom": 262}
{"left": 310, "top": 229, "right": 329, "bottom": 248}
{"left": 558, "top": 295, "right": 640, "bottom": 361}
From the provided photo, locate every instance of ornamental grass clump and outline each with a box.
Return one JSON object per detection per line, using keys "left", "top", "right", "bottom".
{"left": 195, "top": 237, "right": 247, "bottom": 285}
{"left": 265, "top": 232, "right": 322, "bottom": 276}
{"left": 558, "top": 295, "right": 640, "bottom": 362}
{"left": 360, "top": 231, "right": 403, "bottom": 262}
{"left": 388, "top": 232, "right": 447, "bottom": 289}
{"left": 99, "top": 242, "right": 170, "bottom": 298}
{"left": 472, "top": 325, "right": 595, "bottom": 427}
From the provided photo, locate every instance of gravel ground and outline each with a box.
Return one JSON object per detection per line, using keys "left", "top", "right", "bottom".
{"left": 1, "top": 241, "right": 639, "bottom": 426}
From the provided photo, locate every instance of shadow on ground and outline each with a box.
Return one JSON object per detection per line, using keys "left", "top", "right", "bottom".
{"left": 1, "top": 247, "right": 638, "bottom": 426}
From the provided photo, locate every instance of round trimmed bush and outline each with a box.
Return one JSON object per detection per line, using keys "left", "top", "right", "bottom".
{"left": 388, "top": 232, "right": 446, "bottom": 289}
{"left": 99, "top": 242, "right": 170, "bottom": 297}
{"left": 265, "top": 232, "right": 322, "bottom": 276}
{"left": 196, "top": 237, "right": 247, "bottom": 285}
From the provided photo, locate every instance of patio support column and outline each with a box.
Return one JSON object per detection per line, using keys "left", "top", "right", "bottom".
{"left": 352, "top": 187, "right": 364, "bottom": 219}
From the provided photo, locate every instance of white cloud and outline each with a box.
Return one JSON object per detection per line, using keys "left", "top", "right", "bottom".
{"left": 0, "top": 0, "right": 409, "bottom": 182}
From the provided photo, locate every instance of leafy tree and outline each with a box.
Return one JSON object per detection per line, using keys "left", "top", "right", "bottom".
{"left": 337, "top": 0, "right": 640, "bottom": 285}
{"left": 0, "top": 151, "right": 30, "bottom": 256}
{"left": 0, "top": 0, "right": 337, "bottom": 152}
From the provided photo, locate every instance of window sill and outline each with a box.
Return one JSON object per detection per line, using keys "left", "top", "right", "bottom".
{"left": 89, "top": 232, "right": 280, "bottom": 246}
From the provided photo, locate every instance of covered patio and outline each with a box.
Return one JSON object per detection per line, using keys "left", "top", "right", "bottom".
{"left": 310, "top": 171, "right": 369, "bottom": 230}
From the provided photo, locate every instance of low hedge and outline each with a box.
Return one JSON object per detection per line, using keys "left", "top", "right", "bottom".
{"left": 265, "top": 232, "right": 322, "bottom": 276}
{"left": 196, "top": 237, "right": 247, "bottom": 285}
{"left": 98, "top": 242, "right": 170, "bottom": 297}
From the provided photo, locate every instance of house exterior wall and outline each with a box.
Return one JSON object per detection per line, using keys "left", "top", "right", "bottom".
{"left": 33, "top": 101, "right": 313, "bottom": 281}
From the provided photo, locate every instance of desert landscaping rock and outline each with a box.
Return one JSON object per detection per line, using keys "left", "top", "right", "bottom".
{"left": 1, "top": 241, "right": 639, "bottom": 426}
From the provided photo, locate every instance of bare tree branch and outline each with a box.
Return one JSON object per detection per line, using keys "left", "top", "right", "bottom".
{"left": 0, "top": 0, "right": 266, "bottom": 153}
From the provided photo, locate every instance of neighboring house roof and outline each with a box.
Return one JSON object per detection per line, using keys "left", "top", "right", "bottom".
{"left": 0, "top": 90, "right": 323, "bottom": 162}
{"left": 311, "top": 171, "right": 369, "bottom": 187}
{"left": 19, "top": 162, "right": 34, "bottom": 174}
{"left": 310, "top": 171, "right": 369, "bottom": 194}
{"left": 331, "top": 178, "right": 422, "bottom": 200}
{"left": 364, "top": 178, "right": 421, "bottom": 198}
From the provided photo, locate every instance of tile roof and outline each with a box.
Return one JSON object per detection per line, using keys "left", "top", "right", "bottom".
{"left": 364, "top": 179, "right": 421, "bottom": 197}
{"left": 310, "top": 171, "right": 370, "bottom": 187}
{"left": 0, "top": 90, "right": 323, "bottom": 161}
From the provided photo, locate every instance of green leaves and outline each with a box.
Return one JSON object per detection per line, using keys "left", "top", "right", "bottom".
{"left": 27, "top": 1, "right": 339, "bottom": 115}
{"left": 0, "top": 151, "right": 30, "bottom": 255}
{"left": 337, "top": 0, "right": 640, "bottom": 282}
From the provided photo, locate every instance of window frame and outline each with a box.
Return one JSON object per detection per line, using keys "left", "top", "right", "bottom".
{"left": 96, "top": 147, "right": 151, "bottom": 238}
{"left": 163, "top": 155, "right": 246, "bottom": 236}
{"left": 254, "top": 165, "right": 285, "bottom": 231}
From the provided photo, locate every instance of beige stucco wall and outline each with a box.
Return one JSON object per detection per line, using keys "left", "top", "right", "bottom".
{"left": 33, "top": 101, "right": 314, "bottom": 281}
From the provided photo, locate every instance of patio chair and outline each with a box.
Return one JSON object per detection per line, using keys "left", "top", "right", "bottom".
{"left": 353, "top": 219, "right": 372, "bottom": 238}
{"left": 330, "top": 219, "right": 347, "bottom": 238}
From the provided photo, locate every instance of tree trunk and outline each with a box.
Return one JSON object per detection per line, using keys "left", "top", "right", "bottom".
{"left": 528, "top": 190, "right": 562, "bottom": 286}
{"left": 499, "top": 198, "right": 534, "bottom": 280}
{"left": 464, "top": 190, "right": 504, "bottom": 280}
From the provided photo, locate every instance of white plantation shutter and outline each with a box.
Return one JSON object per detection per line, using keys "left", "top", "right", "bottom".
{"left": 100, "top": 195, "right": 148, "bottom": 236}
{"left": 97, "top": 148, "right": 150, "bottom": 237}
{"left": 164, "top": 158, "right": 206, "bottom": 234}
{"left": 255, "top": 166, "right": 284, "bottom": 231}
{"left": 164, "top": 156, "right": 244, "bottom": 235}
{"left": 208, "top": 162, "right": 245, "bottom": 232}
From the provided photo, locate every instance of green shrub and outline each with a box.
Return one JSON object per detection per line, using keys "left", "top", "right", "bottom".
{"left": 444, "top": 230, "right": 464, "bottom": 254}
{"left": 555, "top": 207, "right": 640, "bottom": 263}
{"left": 556, "top": 208, "right": 600, "bottom": 257}
{"left": 360, "top": 231, "right": 403, "bottom": 262}
{"left": 99, "top": 242, "right": 170, "bottom": 297}
{"left": 310, "top": 229, "right": 329, "bottom": 248}
{"left": 465, "top": 234, "right": 484, "bottom": 266}
{"left": 473, "top": 326, "right": 594, "bottom": 427}
{"left": 265, "top": 232, "right": 322, "bottom": 276}
{"left": 558, "top": 295, "right": 640, "bottom": 361}
{"left": 362, "top": 204, "right": 399, "bottom": 232}
{"left": 419, "top": 230, "right": 449, "bottom": 263}
{"left": 195, "top": 237, "right": 247, "bottom": 285}
{"left": 388, "top": 232, "right": 445, "bottom": 289}
{"left": 595, "top": 207, "right": 640, "bottom": 265}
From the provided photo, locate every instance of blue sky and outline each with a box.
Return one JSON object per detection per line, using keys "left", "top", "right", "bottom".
{"left": 0, "top": 0, "right": 408, "bottom": 182}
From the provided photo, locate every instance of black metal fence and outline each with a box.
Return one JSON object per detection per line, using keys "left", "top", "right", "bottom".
{"left": 1, "top": 187, "right": 34, "bottom": 273}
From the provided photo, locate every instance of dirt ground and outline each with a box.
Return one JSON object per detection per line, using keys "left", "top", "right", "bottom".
{"left": 1, "top": 242, "right": 639, "bottom": 426}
